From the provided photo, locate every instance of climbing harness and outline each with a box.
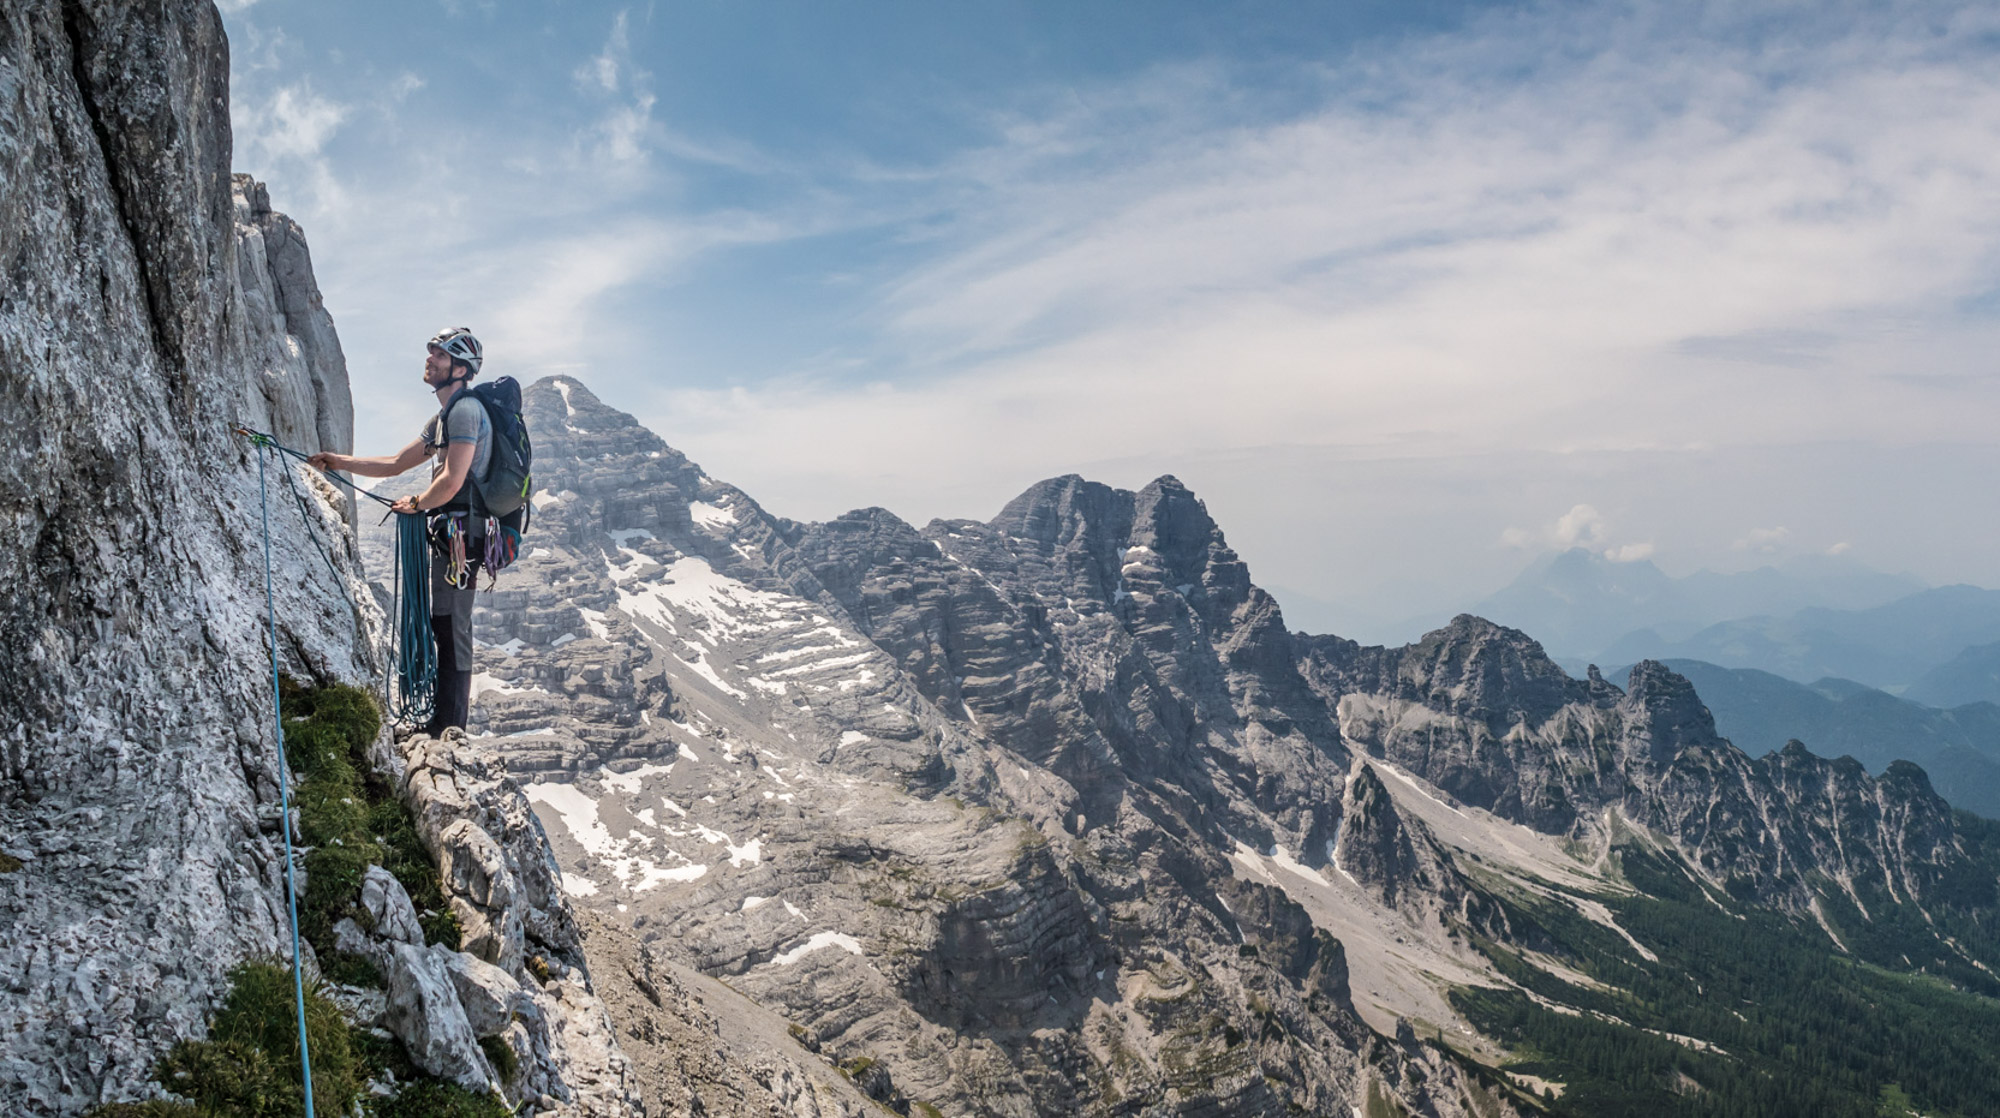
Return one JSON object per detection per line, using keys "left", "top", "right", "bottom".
{"left": 484, "top": 516, "right": 519, "bottom": 576}
{"left": 249, "top": 435, "right": 318, "bottom": 1118}
{"left": 427, "top": 510, "right": 516, "bottom": 592}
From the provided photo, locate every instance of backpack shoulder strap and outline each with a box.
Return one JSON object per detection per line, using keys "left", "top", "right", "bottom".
{"left": 440, "top": 387, "right": 493, "bottom": 433}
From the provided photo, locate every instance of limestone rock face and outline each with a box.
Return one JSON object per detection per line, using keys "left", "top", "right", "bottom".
{"left": 0, "top": 5, "right": 644, "bottom": 1113}
{"left": 0, "top": 4, "right": 379, "bottom": 1112}
{"left": 391, "top": 728, "right": 643, "bottom": 1116}
{"left": 383, "top": 941, "right": 495, "bottom": 1092}
{"left": 360, "top": 864, "right": 426, "bottom": 946}
{"left": 439, "top": 950, "right": 523, "bottom": 1038}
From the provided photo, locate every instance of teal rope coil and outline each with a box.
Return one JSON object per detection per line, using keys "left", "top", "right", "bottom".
{"left": 254, "top": 440, "right": 317, "bottom": 1118}
{"left": 390, "top": 510, "right": 437, "bottom": 728}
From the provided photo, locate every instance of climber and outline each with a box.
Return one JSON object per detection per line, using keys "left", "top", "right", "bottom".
{"left": 308, "top": 326, "right": 491, "bottom": 737}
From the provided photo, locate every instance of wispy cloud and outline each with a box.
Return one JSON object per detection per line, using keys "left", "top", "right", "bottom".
{"left": 220, "top": 0, "right": 2000, "bottom": 627}
{"left": 572, "top": 11, "right": 660, "bottom": 173}
{"left": 574, "top": 12, "right": 627, "bottom": 93}
{"left": 232, "top": 80, "right": 350, "bottom": 213}
{"left": 856, "top": 5, "right": 2000, "bottom": 448}
{"left": 645, "top": 1, "right": 2000, "bottom": 566}
{"left": 1500, "top": 504, "right": 1653, "bottom": 563}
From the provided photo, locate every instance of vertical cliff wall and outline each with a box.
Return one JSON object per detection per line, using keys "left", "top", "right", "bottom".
{"left": 0, "top": 2, "right": 374, "bottom": 1111}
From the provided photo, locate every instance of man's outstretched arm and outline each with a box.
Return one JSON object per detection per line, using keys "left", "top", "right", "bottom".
{"left": 309, "top": 437, "right": 429, "bottom": 478}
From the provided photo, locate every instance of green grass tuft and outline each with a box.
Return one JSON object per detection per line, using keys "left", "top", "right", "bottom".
{"left": 207, "top": 962, "right": 365, "bottom": 1115}
{"left": 320, "top": 950, "right": 383, "bottom": 989}
{"left": 368, "top": 1079, "right": 511, "bottom": 1118}
{"left": 478, "top": 1034, "right": 518, "bottom": 1082}
{"left": 364, "top": 775, "right": 458, "bottom": 949}
{"left": 153, "top": 1037, "right": 299, "bottom": 1117}
{"left": 95, "top": 681, "right": 522, "bottom": 1116}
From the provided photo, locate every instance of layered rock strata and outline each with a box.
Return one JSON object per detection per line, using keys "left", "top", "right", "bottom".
{"left": 422, "top": 378, "right": 1530, "bottom": 1116}
{"left": 1302, "top": 618, "right": 1974, "bottom": 914}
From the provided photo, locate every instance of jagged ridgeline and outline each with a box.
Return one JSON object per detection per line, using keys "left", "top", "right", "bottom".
{"left": 382, "top": 372, "right": 2000, "bottom": 1117}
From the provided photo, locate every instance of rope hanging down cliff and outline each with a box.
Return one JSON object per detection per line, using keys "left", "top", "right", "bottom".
{"left": 248, "top": 432, "right": 319, "bottom": 1118}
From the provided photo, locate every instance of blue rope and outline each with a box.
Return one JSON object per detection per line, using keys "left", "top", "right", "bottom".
{"left": 390, "top": 511, "right": 437, "bottom": 729}
{"left": 255, "top": 441, "right": 317, "bottom": 1118}
{"left": 276, "top": 456, "right": 356, "bottom": 609}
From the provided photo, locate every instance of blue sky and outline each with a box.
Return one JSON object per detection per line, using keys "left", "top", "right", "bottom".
{"left": 222, "top": 0, "right": 2000, "bottom": 642}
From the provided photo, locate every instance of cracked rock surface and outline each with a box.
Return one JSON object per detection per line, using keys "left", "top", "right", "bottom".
{"left": 0, "top": 3, "right": 377, "bottom": 1111}
{"left": 0, "top": 5, "right": 638, "bottom": 1112}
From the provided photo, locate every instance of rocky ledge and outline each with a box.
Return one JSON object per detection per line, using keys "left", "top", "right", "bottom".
{"left": 324, "top": 726, "right": 643, "bottom": 1115}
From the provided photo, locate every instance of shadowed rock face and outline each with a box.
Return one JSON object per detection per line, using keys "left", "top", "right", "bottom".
{"left": 951, "top": 473, "right": 1356, "bottom": 858}
{"left": 788, "top": 505, "right": 1115, "bottom": 795}
{"left": 1304, "top": 615, "right": 1980, "bottom": 915}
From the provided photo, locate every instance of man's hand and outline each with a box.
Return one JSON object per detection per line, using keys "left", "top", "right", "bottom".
{"left": 390, "top": 495, "right": 421, "bottom": 515}
{"left": 307, "top": 451, "right": 344, "bottom": 472}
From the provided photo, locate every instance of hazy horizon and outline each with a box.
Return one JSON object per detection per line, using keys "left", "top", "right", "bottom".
{"left": 221, "top": 0, "right": 2000, "bottom": 639}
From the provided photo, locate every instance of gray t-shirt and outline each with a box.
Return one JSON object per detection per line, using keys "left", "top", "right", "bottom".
{"left": 421, "top": 393, "right": 492, "bottom": 498}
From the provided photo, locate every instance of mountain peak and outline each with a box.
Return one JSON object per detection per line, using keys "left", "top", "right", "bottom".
{"left": 1620, "top": 659, "right": 1726, "bottom": 762}
{"left": 992, "top": 474, "right": 1130, "bottom": 546}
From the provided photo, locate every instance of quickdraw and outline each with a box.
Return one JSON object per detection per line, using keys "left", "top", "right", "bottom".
{"left": 430, "top": 511, "right": 473, "bottom": 590}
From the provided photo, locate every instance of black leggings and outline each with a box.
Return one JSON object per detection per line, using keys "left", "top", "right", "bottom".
{"left": 429, "top": 549, "right": 478, "bottom": 732}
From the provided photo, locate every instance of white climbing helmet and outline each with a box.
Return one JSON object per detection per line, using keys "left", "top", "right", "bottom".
{"left": 427, "top": 326, "right": 483, "bottom": 375}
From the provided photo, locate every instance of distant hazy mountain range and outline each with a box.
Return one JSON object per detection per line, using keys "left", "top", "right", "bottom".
{"left": 1907, "top": 640, "right": 2000, "bottom": 708}
{"left": 1470, "top": 549, "right": 2000, "bottom": 701}
{"left": 1470, "top": 547, "right": 1926, "bottom": 663}
{"left": 1631, "top": 660, "right": 2000, "bottom": 819}
{"left": 1594, "top": 586, "right": 2000, "bottom": 693}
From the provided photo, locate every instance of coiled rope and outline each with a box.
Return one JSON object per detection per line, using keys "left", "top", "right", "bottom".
{"left": 390, "top": 510, "right": 437, "bottom": 728}
{"left": 250, "top": 436, "right": 317, "bottom": 1118}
